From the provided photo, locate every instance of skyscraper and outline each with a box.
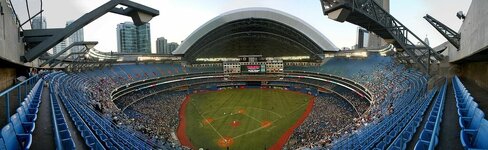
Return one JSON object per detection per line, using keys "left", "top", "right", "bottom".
{"left": 116, "top": 22, "right": 151, "bottom": 54}
{"left": 156, "top": 37, "right": 168, "bottom": 54}
{"left": 53, "top": 40, "right": 67, "bottom": 55}
{"left": 31, "top": 16, "right": 47, "bottom": 29}
{"left": 53, "top": 20, "right": 84, "bottom": 57}
{"left": 168, "top": 42, "right": 179, "bottom": 53}
{"left": 66, "top": 21, "right": 84, "bottom": 57}
{"left": 357, "top": 28, "right": 369, "bottom": 49}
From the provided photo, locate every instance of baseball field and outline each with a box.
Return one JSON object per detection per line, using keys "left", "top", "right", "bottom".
{"left": 177, "top": 88, "right": 314, "bottom": 150}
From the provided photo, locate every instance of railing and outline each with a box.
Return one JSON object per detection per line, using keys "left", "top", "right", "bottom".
{"left": 0, "top": 75, "right": 40, "bottom": 126}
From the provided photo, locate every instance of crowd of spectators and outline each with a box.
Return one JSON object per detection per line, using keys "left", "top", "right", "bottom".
{"left": 122, "top": 92, "right": 186, "bottom": 146}
{"left": 282, "top": 54, "right": 419, "bottom": 149}
{"left": 285, "top": 93, "right": 356, "bottom": 149}
{"left": 332, "top": 86, "right": 370, "bottom": 114}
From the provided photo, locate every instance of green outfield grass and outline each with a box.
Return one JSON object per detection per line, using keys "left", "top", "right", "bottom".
{"left": 184, "top": 88, "right": 311, "bottom": 150}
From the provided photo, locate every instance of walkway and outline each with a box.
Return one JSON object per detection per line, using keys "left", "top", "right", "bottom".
{"left": 53, "top": 85, "right": 89, "bottom": 150}
{"left": 31, "top": 83, "right": 88, "bottom": 150}
{"left": 31, "top": 83, "right": 55, "bottom": 149}
{"left": 437, "top": 80, "right": 463, "bottom": 150}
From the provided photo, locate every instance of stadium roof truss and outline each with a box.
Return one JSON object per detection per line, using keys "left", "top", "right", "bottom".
{"left": 320, "top": 0, "right": 443, "bottom": 72}
{"left": 424, "top": 14, "right": 461, "bottom": 49}
{"left": 21, "top": 0, "right": 159, "bottom": 62}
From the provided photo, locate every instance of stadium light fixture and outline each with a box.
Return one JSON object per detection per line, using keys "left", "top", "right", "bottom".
{"left": 456, "top": 11, "right": 466, "bottom": 20}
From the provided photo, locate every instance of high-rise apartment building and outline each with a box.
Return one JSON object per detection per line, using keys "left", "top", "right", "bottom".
{"left": 31, "top": 16, "right": 47, "bottom": 29}
{"left": 156, "top": 37, "right": 169, "bottom": 54}
{"left": 116, "top": 22, "right": 151, "bottom": 53}
{"left": 168, "top": 42, "right": 179, "bottom": 53}
{"left": 53, "top": 20, "right": 84, "bottom": 57}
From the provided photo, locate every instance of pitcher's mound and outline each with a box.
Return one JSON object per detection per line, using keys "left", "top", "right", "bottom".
{"left": 230, "top": 120, "right": 241, "bottom": 127}
{"left": 261, "top": 120, "right": 272, "bottom": 128}
{"left": 217, "top": 137, "right": 234, "bottom": 148}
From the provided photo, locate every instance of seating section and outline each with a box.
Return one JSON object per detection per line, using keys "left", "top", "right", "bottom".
{"left": 45, "top": 73, "right": 76, "bottom": 150}
{"left": 453, "top": 76, "right": 488, "bottom": 149}
{"left": 51, "top": 73, "right": 157, "bottom": 149}
{"left": 413, "top": 80, "right": 447, "bottom": 150}
{"left": 0, "top": 78, "right": 44, "bottom": 149}
{"left": 332, "top": 71, "right": 436, "bottom": 149}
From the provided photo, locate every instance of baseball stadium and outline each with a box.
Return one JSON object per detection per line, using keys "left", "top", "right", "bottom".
{"left": 0, "top": 0, "right": 487, "bottom": 150}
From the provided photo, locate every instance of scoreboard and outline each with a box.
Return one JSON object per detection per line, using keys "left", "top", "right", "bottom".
{"left": 241, "top": 64, "right": 266, "bottom": 73}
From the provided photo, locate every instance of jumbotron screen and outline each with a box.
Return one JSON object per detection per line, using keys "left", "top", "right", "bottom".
{"left": 241, "top": 65, "right": 266, "bottom": 73}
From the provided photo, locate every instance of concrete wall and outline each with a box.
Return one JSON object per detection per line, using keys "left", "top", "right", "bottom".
{"left": 433, "top": 41, "right": 456, "bottom": 57}
{"left": 449, "top": 0, "right": 488, "bottom": 62}
{"left": 0, "top": 0, "right": 44, "bottom": 68}
{"left": 0, "top": 68, "right": 15, "bottom": 91}
{"left": 0, "top": 0, "right": 25, "bottom": 63}
{"left": 458, "top": 62, "right": 488, "bottom": 91}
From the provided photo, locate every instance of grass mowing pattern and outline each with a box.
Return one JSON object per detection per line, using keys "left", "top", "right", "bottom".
{"left": 183, "top": 89, "right": 311, "bottom": 149}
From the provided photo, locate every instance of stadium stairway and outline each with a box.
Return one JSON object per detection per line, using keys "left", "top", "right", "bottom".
{"left": 437, "top": 79, "right": 463, "bottom": 150}
{"left": 30, "top": 81, "right": 55, "bottom": 149}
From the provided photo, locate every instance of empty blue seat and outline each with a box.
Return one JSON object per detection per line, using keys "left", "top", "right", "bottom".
{"left": 0, "top": 123, "right": 32, "bottom": 149}
{"left": 459, "top": 109, "right": 485, "bottom": 131}
{"left": 10, "top": 114, "right": 35, "bottom": 134}
{"left": 24, "top": 97, "right": 40, "bottom": 108}
{"left": 460, "top": 123, "right": 488, "bottom": 149}
{"left": 457, "top": 96, "right": 474, "bottom": 107}
{"left": 457, "top": 97, "right": 476, "bottom": 110}
{"left": 457, "top": 100, "right": 478, "bottom": 118}
{"left": 16, "top": 108, "right": 37, "bottom": 122}
{"left": 20, "top": 102, "right": 38, "bottom": 115}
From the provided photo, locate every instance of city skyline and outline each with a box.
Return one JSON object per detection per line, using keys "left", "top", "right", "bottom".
{"left": 11, "top": 0, "right": 472, "bottom": 53}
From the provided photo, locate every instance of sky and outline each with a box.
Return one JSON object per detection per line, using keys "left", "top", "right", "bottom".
{"left": 11, "top": 0, "right": 472, "bottom": 53}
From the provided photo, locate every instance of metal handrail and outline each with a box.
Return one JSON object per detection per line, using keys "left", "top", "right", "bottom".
{"left": 0, "top": 75, "right": 39, "bottom": 122}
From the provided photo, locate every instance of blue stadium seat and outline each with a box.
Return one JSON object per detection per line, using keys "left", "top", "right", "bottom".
{"left": 459, "top": 109, "right": 485, "bottom": 131}
{"left": 20, "top": 102, "right": 38, "bottom": 115}
{"left": 453, "top": 76, "right": 488, "bottom": 150}
{"left": 0, "top": 123, "right": 32, "bottom": 149}
{"left": 460, "top": 123, "right": 488, "bottom": 149}
{"left": 10, "top": 114, "right": 35, "bottom": 134}
{"left": 16, "top": 108, "right": 37, "bottom": 122}
{"left": 457, "top": 98, "right": 477, "bottom": 114}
